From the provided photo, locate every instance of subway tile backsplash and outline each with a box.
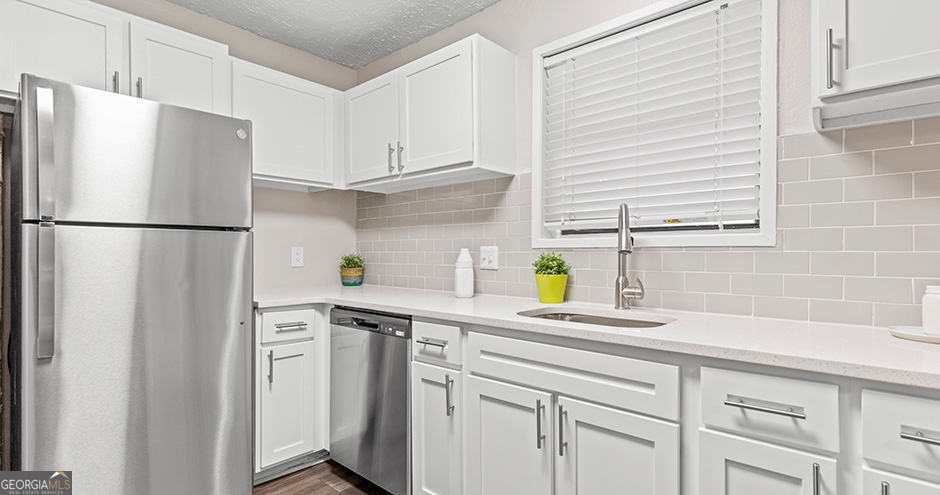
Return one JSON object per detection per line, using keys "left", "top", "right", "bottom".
{"left": 356, "top": 118, "right": 940, "bottom": 326}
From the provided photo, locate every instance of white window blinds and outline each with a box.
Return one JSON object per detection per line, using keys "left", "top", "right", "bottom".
{"left": 540, "top": 0, "right": 764, "bottom": 236}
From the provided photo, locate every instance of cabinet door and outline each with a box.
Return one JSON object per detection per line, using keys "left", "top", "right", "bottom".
{"left": 816, "top": 0, "right": 940, "bottom": 97}
{"left": 398, "top": 37, "right": 473, "bottom": 175}
{"left": 129, "top": 19, "right": 231, "bottom": 114}
{"left": 700, "top": 430, "right": 837, "bottom": 495}
{"left": 412, "top": 362, "right": 462, "bottom": 495}
{"left": 864, "top": 469, "right": 940, "bottom": 495}
{"left": 556, "top": 396, "right": 679, "bottom": 495}
{"left": 345, "top": 72, "right": 399, "bottom": 183}
{"left": 0, "top": 0, "right": 126, "bottom": 93}
{"left": 465, "top": 376, "right": 553, "bottom": 495}
{"left": 232, "top": 59, "right": 336, "bottom": 185}
{"left": 259, "top": 340, "right": 319, "bottom": 468}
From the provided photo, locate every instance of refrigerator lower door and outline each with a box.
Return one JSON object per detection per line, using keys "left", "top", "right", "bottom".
{"left": 18, "top": 75, "right": 251, "bottom": 228}
{"left": 20, "top": 224, "right": 252, "bottom": 495}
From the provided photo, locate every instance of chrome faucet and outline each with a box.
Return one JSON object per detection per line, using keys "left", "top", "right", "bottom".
{"left": 615, "top": 203, "right": 644, "bottom": 309}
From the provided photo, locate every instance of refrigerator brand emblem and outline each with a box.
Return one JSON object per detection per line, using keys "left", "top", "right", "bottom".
{"left": 235, "top": 128, "right": 248, "bottom": 140}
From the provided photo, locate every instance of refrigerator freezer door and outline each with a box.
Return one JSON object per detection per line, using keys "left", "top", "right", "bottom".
{"left": 18, "top": 74, "right": 251, "bottom": 228}
{"left": 21, "top": 224, "right": 252, "bottom": 495}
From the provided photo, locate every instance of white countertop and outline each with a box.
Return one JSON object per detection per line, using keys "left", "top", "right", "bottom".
{"left": 256, "top": 285, "right": 940, "bottom": 389}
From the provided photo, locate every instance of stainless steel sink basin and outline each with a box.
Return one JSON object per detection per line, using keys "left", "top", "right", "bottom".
{"left": 517, "top": 307, "right": 674, "bottom": 329}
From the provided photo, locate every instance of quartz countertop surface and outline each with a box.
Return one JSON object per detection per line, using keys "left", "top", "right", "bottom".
{"left": 256, "top": 285, "right": 940, "bottom": 389}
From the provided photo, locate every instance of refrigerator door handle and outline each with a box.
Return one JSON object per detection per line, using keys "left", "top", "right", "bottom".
{"left": 36, "top": 86, "right": 56, "bottom": 220}
{"left": 37, "top": 223, "right": 55, "bottom": 358}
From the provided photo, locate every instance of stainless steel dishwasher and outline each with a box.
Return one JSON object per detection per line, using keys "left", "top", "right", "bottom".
{"left": 330, "top": 307, "right": 411, "bottom": 495}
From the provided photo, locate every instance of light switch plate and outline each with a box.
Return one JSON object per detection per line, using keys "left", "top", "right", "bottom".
{"left": 291, "top": 247, "right": 304, "bottom": 267}
{"left": 480, "top": 245, "right": 498, "bottom": 270}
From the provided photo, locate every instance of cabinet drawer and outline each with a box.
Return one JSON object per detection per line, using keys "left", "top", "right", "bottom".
{"left": 261, "top": 309, "right": 316, "bottom": 344}
{"left": 863, "top": 390, "right": 940, "bottom": 477}
{"left": 864, "top": 468, "right": 940, "bottom": 495}
{"left": 413, "top": 321, "right": 462, "bottom": 367}
{"left": 701, "top": 367, "right": 840, "bottom": 452}
{"left": 467, "top": 332, "right": 679, "bottom": 420}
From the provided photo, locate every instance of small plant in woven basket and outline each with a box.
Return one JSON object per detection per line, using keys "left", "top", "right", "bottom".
{"left": 340, "top": 253, "right": 365, "bottom": 286}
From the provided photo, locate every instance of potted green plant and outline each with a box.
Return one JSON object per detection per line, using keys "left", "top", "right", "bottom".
{"left": 532, "top": 252, "right": 571, "bottom": 303}
{"left": 340, "top": 253, "right": 365, "bottom": 286}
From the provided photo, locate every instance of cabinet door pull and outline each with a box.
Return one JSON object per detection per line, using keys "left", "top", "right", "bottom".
{"left": 416, "top": 337, "right": 448, "bottom": 349}
{"left": 882, "top": 481, "right": 890, "bottom": 495}
{"left": 900, "top": 429, "right": 940, "bottom": 447}
{"left": 723, "top": 397, "right": 806, "bottom": 420}
{"left": 397, "top": 141, "right": 404, "bottom": 173}
{"left": 112, "top": 71, "right": 119, "bottom": 93}
{"left": 444, "top": 374, "right": 455, "bottom": 417}
{"left": 812, "top": 463, "right": 820, "bottom": 495}
{"left": 558, "top": 403, "right": 567, "bottom": 456}
{"left": 136, "top": 77, "right": 143, "bottom": 98}
{"left": 825, "top": 28, "right": 835, "bottom": 90}
{"left": 267, "top": 350, "right": 274, "bottom": 384}
{"left": 274, "top": 321, "right": 308, "bottom": 332}
{"left": 387, "top": 143, "right": 394, "bottom": 173}
{"left": 535, "top": 399, "right": 545, "bottom": 449}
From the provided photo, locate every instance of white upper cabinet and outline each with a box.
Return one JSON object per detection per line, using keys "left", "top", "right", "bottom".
{"left": 345, "top": 34, "right": 515, "bottom": 193}
{"left": 130, "top": 19, "right": 231, "bottom": 114}
{"left": 345, "top": 72, "right": 399, "bottom": 184}
{"left": 398, "top": 37, "right": 473, "bottom": 175}
{"left": 556, "top": 396, "right": 679, "bottom": 495}
{"left": 0, "top": 0, "right": 127, "bottom": 93}
{"left": 815, "top": 0, "right": 940, "bottom": 98}
{"left": 813, "top": 0, "right": 940, "bottom": 129}
{"left": 233, "top": 59, "right": 339, "bottom": 188}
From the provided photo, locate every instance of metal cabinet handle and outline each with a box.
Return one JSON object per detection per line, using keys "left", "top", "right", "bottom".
{"left": 900, "top": 430, "right": 940, "bottom": 447}
{"left": 136, "top": 77, "right": 143, "bottom": 98}
{"left": 558, "top": 403, "right": 567, "bottom": 457}
{"left": 417, "top": 337, "right": 448, "bottom": 349}
{"left": 275, "top": 321, "right": 308, "bottom": 332}
{"left": 397, "top": 141, "right": 404, "bottom": 173}
{"left": 724, "top": 398, "right": 807, "bottom": 420}
{"left": 882, "top": 481, "right": 890, "bottom": 495}
{"left": 444, "top": 374, "right": 455, "bottom": 417}
{"left": 535, "top": 399, "right": 545, "bottom": 449}
{"left": 267, "top": 350, "right": 274, "bottom": 384}
{"left": 825, "top": 28, "right": 835, "bottom": 90}
{"left": 387, "top": 143, "right": 394, "bottom": 173}
{"left": 112, "top": 71, "right": 119, "bottom": 93}
{"left": 812, "top": 463, "right": 820, "bottom": 495}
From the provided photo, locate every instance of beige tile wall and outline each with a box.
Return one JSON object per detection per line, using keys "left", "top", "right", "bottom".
{"left": 356, "top": 118, "right": 940, "bottom": 326}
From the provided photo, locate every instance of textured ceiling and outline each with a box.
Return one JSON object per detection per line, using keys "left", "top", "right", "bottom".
{"left": 167, "top": 0, "right": 500, "bottom": 68}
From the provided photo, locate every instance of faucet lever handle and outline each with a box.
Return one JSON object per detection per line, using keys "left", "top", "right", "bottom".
{"left": 633, "top": 278, "right": 644, "bottom": 300}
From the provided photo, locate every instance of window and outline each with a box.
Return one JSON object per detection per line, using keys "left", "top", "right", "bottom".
{"left": 532, "top": 0, "right": 776, "bottom": 248}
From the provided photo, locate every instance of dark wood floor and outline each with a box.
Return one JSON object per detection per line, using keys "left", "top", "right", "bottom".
{"left": 253, "top": 461, "right": 390, "bottom": 495}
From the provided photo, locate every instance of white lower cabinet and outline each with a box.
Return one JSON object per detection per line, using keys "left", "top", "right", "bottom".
{"left": 700, "top": 430, "right": 837, "bottom": 495}
{"left": 412, "top": 362, "right": 462, "bottom": 495}
{"left": 864, "top": 469, "right": 940, "bottom": 495}
{"left": 556, "top": 396, "right": 679, "bottom": 495}
{"left": 465, "top": 375, "right": 553, "bottom": 495}
{"left": 258, "top": 340, "right": 319, "bottom": 468}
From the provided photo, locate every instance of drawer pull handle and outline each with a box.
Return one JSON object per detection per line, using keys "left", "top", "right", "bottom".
{"left": 417, "top": 337, "right": 448, "bottom": 350}
{"left": 275, "top": 321, "right": 308, "bottom": 332}
{"left": 900, "top": 430, "right": 940, "bottom": 447}
{"left": 812, "top": 463, "right": 820, "bottom": 495}
{"left": 723, "top": 398, "right": 807, "bottom": 420}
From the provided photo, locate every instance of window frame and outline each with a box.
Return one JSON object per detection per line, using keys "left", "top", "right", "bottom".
{"left": 530, "top": 0, "right": 777, "bottom": 249}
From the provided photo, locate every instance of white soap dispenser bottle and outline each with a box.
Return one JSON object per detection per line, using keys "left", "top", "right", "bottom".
{"left": 455, "top": 248, "right": 474, "bottom": 298}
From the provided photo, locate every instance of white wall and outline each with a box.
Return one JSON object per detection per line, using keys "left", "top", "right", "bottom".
{"left": 357, "top": 0, "right": 815, "bottom": 175}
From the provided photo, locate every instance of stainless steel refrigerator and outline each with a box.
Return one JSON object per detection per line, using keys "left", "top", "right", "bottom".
{"left": 6, "top": 75, "right": 253, "bottom": 494}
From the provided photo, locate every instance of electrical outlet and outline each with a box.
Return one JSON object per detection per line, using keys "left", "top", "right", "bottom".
{"left": 480, "top": 245, "right": 499, "bottom": 270}
{"left": 291, "top": 247, "right": 304, "bottom": 267}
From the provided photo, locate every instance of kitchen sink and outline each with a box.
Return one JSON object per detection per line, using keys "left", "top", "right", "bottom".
{"left": 517, "top": 307, "right": 674, "bottom": 329}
